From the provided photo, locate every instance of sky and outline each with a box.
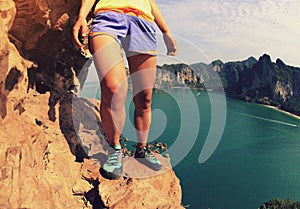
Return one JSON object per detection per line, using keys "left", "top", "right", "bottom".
{"left": 155, "top": 0, "right": 300, "bottom": 66}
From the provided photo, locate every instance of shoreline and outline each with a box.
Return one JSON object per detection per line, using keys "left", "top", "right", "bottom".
{"left": 263, "top": 105, "right": 300, "bottom": 120}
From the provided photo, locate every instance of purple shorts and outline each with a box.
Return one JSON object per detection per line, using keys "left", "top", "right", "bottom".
{"left": 89, "top": 11, "right": 157, "bottom": 56}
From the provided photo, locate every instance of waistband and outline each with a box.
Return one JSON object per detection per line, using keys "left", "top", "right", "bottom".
{"left": 94, "top": 8, "right": 154, "bottom": 22}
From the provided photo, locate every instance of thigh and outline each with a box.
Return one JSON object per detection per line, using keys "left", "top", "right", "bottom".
{"left": 90, "top": 35, "right": 127, "bottom": 96}
{"left": 128, "top": 54, "right": 156, "bottom": 95}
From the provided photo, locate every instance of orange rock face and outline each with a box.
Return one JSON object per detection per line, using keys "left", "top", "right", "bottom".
{"left": 0, "top": 93, "right": 183, "bottom": 209}
{"left": 0, "top": 93, "right": 85, "bottom": 208}
{"left": 0, "top": 0, "right": 184, "bottom": 208}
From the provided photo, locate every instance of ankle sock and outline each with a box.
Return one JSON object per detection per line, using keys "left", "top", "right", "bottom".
{"left": 113, "top": 144, "right": 121, "bottom": 150}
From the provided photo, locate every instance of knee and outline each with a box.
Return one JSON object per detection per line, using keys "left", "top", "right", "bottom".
{"left": 101, "top": 82, "right": 127, "bottom": 108}
{"left": 133, "top": 90, "right": 153, "bottom": 111}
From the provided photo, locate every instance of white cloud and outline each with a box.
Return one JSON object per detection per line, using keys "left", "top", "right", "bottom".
{"left": 156, "top": 0, "right": 300, "bottom": 66}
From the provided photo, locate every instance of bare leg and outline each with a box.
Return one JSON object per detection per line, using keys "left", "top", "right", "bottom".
{"left": 128, "top": 54, "right": 157, "bottom": 148}
{"left": 90, "top": 35, "right": 128, "bottom": 146}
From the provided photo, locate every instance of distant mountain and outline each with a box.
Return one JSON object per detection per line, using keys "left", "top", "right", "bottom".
{"left": 156, "top": 54, "right": 300, "bottom": 116}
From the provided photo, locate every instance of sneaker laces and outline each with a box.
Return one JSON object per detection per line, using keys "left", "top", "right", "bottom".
{"left": 107, "top": 149, "right": 122, "bottom": 166}
{"left": 143, "top": 148, "right": 159, "bottom": 163}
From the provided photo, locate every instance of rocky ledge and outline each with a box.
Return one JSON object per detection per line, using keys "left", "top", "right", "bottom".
{"left": 0, "top": 0, "right": 183, "bottom": 208}
{"left": 0, "top": 93, "right": 183, "bottom": 209}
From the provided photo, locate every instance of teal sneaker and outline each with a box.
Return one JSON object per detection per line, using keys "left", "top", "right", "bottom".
{"left": 134, "top": 147, "right": 162, "bottom": 171}
{"left": 100, "top": 146, "right": 123, "bottom": 180}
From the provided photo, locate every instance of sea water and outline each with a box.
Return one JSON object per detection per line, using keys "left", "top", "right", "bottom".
{"left": 81, "top": 86, "right": 300, "bottom": 209}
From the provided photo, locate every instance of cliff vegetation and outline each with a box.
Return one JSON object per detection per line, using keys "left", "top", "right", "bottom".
{"left": 157, "top": 54, "right": 300, "bottom": 116}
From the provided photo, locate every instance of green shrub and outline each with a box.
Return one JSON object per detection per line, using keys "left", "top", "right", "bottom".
{"left": 259, "top": 198, "right": 300, "bottom": 209}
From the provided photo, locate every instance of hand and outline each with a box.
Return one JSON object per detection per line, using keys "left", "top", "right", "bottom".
{"left": 163, "top": 32, "right": 178, "bottom": 56}
{"left": 73, "top": 17, "right": 88, "bottom": 48}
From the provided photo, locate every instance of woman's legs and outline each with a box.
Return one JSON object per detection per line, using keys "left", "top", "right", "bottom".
{"left": 128, "top": 54, "right": 157, "bottom": 148}
{"left": 90, "top": 35, "right": 128, "bottom": 147}
{"left": 128, "top": 54, "right": 162, "bottom": 171}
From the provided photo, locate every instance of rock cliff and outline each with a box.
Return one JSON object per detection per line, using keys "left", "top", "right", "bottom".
{"left": 0, "top": 93, "right": 183, "bottom": 209}
{"left": 0, "top": 0, "right": 183, "bottom": 208}
{"left": 156, "top": 64, "right": 200, "bottom": 88}
{"left": 218, "top": 54, "right": 300, "bottom": 116}
{"left": 157, "top": 54, "right": 300, "bottom": 116}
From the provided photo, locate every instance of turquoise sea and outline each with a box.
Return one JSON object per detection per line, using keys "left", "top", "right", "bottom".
{"left": 81, "top": 85, "right": 300, "bottom": 209}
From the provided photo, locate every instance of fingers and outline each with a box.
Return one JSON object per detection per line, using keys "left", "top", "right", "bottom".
{"left": 81, "top": 25, "right": 88, "bottom": 38}
{"left": 72, "top": 18, "right": 88, "bottom": 48}
{"left": 167, "top": 51, "right": 176, "bottom": 56}
{"left": 73, "top": 26, "right": 82, "bottom": 48}
{"left": 167, "top": 44, "right": 178, "bottom": 56}
{"left": 166, "top": 42, "right": 178, "bottom": 56}
{"left": 169, "top": 36, "right": 178, "bottom": 56}
{"left": 163, "top": 33, "right": 178, "bottom": 56}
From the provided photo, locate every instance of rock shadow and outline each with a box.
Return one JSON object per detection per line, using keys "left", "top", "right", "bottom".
{"left": 0, "top": 64, "right": 23, "bottom": 119}
{"left": 84, "top": 181, "right": 107, "bottom": 209}
{"left": 26, "top": 46, "right": 107, "bottom": 162}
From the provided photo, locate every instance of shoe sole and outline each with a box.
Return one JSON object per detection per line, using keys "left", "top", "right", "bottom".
{"left": 100, "top": 167, "right": 123, "bottom": 180}
{"left": 135, "top": 158, "right": 162, "bottom": 171}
